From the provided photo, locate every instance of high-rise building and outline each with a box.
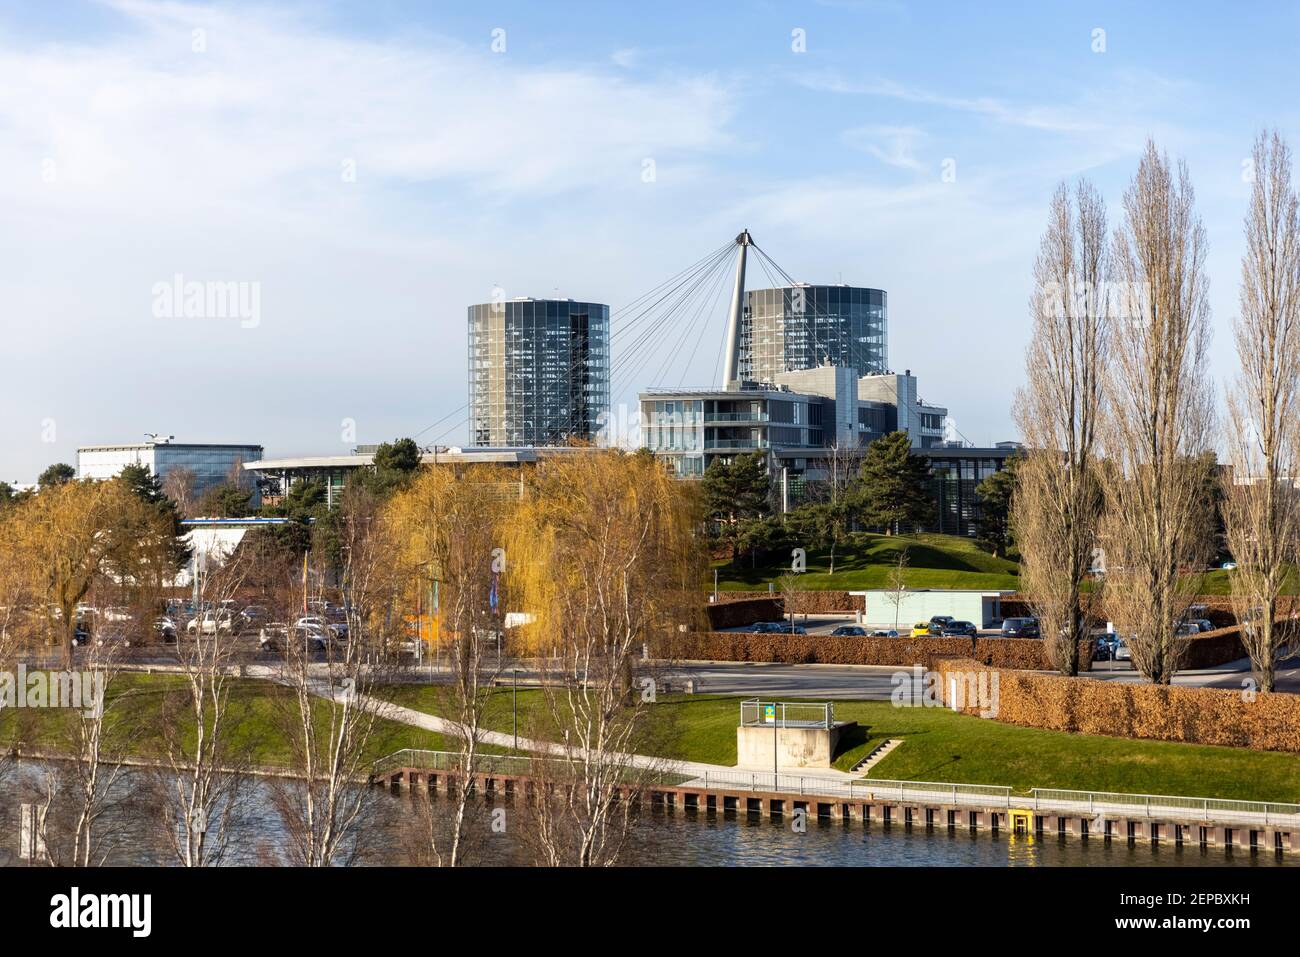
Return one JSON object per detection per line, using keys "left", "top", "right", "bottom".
{"left": 739, "top": 284, "right": 887, "bottom": 384}
{"left": 468, "top": 297, "right": 610, "bottom": 447}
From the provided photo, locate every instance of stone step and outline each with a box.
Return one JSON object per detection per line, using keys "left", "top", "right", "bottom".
{"left": 852, "top": 738, "right": 901, "bottom": 775}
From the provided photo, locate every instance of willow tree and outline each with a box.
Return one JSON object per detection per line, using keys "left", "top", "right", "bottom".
{"left": 502, "top": 450, "right": 703, "bottom": 867}
{"left": 1223, "top": 130, "right": 1300, "bottom": 691}
{"left": 1014, "top": 180, "right": 1109, "bottom": 675}
{"left": 383, "top": 465, "right": 516, "bottom": 867}
{"left": 1101, "top": 141, "right": 1216, "bottom": 684}
{"left": 6, "top": 477, "right": 167, "bottom": 664}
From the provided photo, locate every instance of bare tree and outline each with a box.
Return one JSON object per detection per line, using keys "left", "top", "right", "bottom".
{"left": 384, "top": 466, "right": 511, "bottom": 866}
{"left": 150, "top": 550, "right": 254, "bottom": 866}
{"left": 35, "top": 640, "right": 145, "bottom": 866}
{"left": 268, "top": 489, "right": 396, "bottom": 866}
{"left": 1014, "top": 180, "right": 1110, "bottom": 675}
{"left": 1100, "top": 141, "right": 1217, "bottom": 684}
{"left": 885, "top": 545, "right": 910, "bottom": 632}
{"left": 1223, "top": 130, "right": 1300, "bottom": 691}
{"left": 161, "top": 467, "right": 198, "bottom": 519}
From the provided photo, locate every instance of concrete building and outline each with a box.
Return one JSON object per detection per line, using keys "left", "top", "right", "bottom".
{"left": 77, "top": 438, "right": 264, "bottom": 506}
{"left": 918, "top": 442, "right": 1022, "bottom": 538}
{"left": 468, "top": 297, "right": 610, "bottom": 447}
{"left": 638, "top": 367, "right": 948, "bottom": 479}
{"left": 851, "top": 588, "right": 1015, "bottom": 630}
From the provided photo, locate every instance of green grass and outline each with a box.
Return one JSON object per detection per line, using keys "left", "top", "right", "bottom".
{"left": 0, "top": 672, "right": 447, "bottom": 769}
{"left": 377, "top": 686, "right": 1300, "bottom": 803}
{"left": 711, "top": 532, "right": 1021, "bottom": 591}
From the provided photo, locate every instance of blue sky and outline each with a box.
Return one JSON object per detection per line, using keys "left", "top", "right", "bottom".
{"left": 2, "top": 0, "right": 1297, "bottom": 481}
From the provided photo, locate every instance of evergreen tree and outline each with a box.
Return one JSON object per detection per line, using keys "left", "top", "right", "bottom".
{"left": 37, "top": 462, "right": 76, "bottom": 488}
{"left": 855, "top": 432, "right": 933, "bottom": 534}
{"left": 700, "top": 452, "right": 771, "bottom": 559}
{"left": 974, "top": 459, "right": 1018, "bottom": 558}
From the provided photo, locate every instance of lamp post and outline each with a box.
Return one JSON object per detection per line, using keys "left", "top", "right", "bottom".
{"left": 511, "top": 668, "right": 520, "bottom": 753}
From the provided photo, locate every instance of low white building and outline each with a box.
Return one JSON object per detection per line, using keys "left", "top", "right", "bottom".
{"left": 77, "top": 437, "right": 264, "bottom": 506}
{"left": 851, "top": 589, "right": 1014, "bottom": 630}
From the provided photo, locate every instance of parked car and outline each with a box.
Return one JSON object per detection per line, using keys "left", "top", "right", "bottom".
{"left": 258, "top": 622, "right": 290, "bottom": 653}
{"left": 941, "top": 620, "right": 978, "bottom": 638}
{"left": 749, "top": 621, "right": 786, "bottom": 634}
{"left": 870, "top": 629, "right": 900, "bottom": 638}
{"left": 1190, "top": 618, "right": 1214, "bottom": 633}
{"left": 1093, "top": 634, "right": 1117, "bottom": 660}
{"left": 187, "top": 611, "right": 235, "bottom": 635}
{"left": 910, "top": 622, "right": 931, "bottom": 637}
{"left": 831, "top": 625, "right": 868, "bottom": 637}
{"left": 1000, "top": 617, "right": 1040, "bottom": 638}
{"left": 153, "top": 616, "right": 177, "bottom": 643}
{"left": 1174, "top": 622, "right": 1201, "bottom": 638}
{"left": 71, "top": 623, "right": 92, "bottom": 647}
{"left": 929, "top": 615, "right": 955, "bottom": 630}
{"left": 1221, "top": 561, "right": 1238, "bottom": 570}
{"left": 1113, "top": 638, "right": 1132, "bottom": 661}
{"left": 296, "top": 615, "right": 347, "bottom": 640}
{"left": 239, "top": 605, "right": 269, "bottom": 630}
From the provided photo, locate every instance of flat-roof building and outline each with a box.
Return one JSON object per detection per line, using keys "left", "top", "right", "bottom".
{"left": 77, "top": 438, "right": 264, "bottom": 506}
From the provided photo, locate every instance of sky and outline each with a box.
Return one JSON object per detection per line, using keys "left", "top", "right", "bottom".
{"left": 2, "top": 0, "right": 1298, "bottom": 482}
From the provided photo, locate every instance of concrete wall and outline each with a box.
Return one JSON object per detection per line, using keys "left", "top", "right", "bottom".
{"left": 736, "top": 722, "right": 853, "bottom": 769}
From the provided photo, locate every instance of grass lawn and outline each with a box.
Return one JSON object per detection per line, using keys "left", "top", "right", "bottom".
{"left": 378, "top": 685, "right": 1300, "bottom": 803}
{"left": 711, "top": 532, "right": 1020, "bottom": 591}
{"left": 0, "top": 672, "right": 447, "bottom": 769}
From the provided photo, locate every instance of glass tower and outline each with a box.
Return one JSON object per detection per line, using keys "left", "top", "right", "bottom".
{"left": 469, "top": 298, "right": 610, "bottom": 447}
{"left": 740, "top": 284, "right": 887, "bottom": 384}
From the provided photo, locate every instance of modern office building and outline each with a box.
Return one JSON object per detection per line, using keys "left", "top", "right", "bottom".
{"left": 77, "top": 438, "right": 264, "bottom": 506}
{"left": 468, "top": 297, "right": 610, "bottom": 447}
{"left": 740, "top": 284, "right": 887, "bottom": 384}
{"left": 639, "top": 367, "right": 948, "bottom": 480}
{"left": 918, "top": 442, "right": 1022, "bottom": 538}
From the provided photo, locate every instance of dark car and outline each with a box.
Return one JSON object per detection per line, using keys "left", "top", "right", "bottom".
{"left": 941, "top": 621, "right": 978, "bottom": 638}
{"left": 831, "top": 625, "right": 868, "bottom": 637}
{"left": 153, "top": 616, "right": 177, "bottom": 643}
{"left": 748, "top": 621, "right": 783, "bottom": 633}
{"left": 929, "top": 615, "right": 955, "bottom": 629}
{"left": 1001, "top": 617, "right": 1040, "bottom": 638}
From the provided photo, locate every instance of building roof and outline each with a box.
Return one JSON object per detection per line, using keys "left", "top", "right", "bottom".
{"left": 78, "top": 442, "right": 263, "bottom": 453}
{"left": 244, "top": 446, "right": 600, "bottom": 472}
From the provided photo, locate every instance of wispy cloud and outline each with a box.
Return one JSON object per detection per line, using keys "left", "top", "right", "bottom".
{"left": 842, "top": 124, "right": 926, "bottom": 170}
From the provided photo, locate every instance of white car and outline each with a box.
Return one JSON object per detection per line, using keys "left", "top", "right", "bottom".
{"left": 296, "top": 616, "right": 347, "bottom": 640}
{"left": 1113, "top": 638, "right": 1132, "bottom": 661}
{"left": 187, "top": 611, "right": 235, "bottom": 635}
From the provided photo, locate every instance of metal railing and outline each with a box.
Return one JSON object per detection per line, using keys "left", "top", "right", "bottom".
{"left": 739, "top": 699, "right": 833, "bottom": 729}
{"left": 1029, "top": 788, "right": 1300, "bottom": 826}
{"left": 683, "top": 771, "right": 1013, "bottom": 806}
{"left": 371, "top": 748, "right": 696, "bottom": 788}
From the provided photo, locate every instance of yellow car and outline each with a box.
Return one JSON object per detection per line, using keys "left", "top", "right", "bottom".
{"left": 910, "top": 622, "right": 930, "bottom": 637}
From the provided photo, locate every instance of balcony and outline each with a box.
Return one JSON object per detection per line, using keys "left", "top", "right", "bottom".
{"left": 704, "top": 411, "right": 769, "bottom": 423}
{"left": 704, "top": 439, "right": 770, "bottom": 450}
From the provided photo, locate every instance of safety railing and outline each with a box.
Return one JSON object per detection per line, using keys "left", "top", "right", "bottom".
{"left": 1029, "top": 788, "right": 1300, "bottom": 826}
{"left": 739, "top": 699, "right": 833, "bottom": 729}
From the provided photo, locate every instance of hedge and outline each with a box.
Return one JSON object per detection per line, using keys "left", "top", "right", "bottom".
{"left": 705, "top": 598, "right": 783, "bottom": 630}
{"left": 934, "top": 656, "right": 1300, "bottom": 753}
{"left": 669, "top": 631, "right": 1093, "bottom": 671}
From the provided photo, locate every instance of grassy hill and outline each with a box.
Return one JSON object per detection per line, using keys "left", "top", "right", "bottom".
{"left": 711, "top": 532, "right": 1020, "bottom": 591}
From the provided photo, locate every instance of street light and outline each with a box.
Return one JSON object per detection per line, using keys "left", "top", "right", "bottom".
{"left": 511, "top": 667, "right": 520, "bottom": 753}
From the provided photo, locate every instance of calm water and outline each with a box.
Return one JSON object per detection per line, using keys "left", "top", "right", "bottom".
{"left": 0, "top": 763, "right": 1287, "bottom": 867}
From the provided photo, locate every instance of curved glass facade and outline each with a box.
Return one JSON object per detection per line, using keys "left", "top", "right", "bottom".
{"left": 469, "top": 298, "right": 610, "bottom": 447}
{"left": 740, "top": 284, "right": 886, "bottom": 384}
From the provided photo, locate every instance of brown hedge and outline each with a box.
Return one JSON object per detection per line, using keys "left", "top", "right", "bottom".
{"left": 670, "top": 631, "right": 1092, "bottom": 671}
{"left": 705, "top": 598, "right": 783, "bottom": 630}
{"left": 934, "top": 656, "right": 1300, "bottom": 753}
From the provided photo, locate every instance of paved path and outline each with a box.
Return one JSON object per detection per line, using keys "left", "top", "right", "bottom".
{"left": 313, "top": 680, "right": 860, "bottom": 783}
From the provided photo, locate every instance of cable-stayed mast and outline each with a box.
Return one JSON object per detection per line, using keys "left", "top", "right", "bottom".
{"left": 720, "top": 229, "right": 752, "bottom": 387}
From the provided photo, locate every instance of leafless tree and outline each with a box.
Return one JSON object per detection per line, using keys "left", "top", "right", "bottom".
{"left": 1100, "top": 140, "right": 1217, "bottom": 684}
{"left": 267, "top": 489, "right": 397, "bottom": 866}
{"left": 1013, "top": 180, "right": 1110, "bottom": 675}
{"left": 1223, "top": 130, "right": 1300, "bottom": 691}
{"left": 150, "top": 550, "right": 255, "bottom": 866}
{"left": 34, "top": 640, "right": 145, "bottom": 865}
{"left": 162, "top": 467, "right": 198, "bottom": 519}
{"left": 884, "top": 545, "right": 910, "bottom": 632}
{"left": 384, "top": 466, "right": 511, "bottom": 866}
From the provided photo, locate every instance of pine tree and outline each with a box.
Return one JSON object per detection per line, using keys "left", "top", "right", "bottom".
{"left": 855, "top": 432, "right": 932, "bottom": 534}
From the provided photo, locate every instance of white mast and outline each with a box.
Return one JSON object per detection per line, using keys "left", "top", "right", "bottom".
{"left": 721, "top": 229, "right": 753, "bottom": 387}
